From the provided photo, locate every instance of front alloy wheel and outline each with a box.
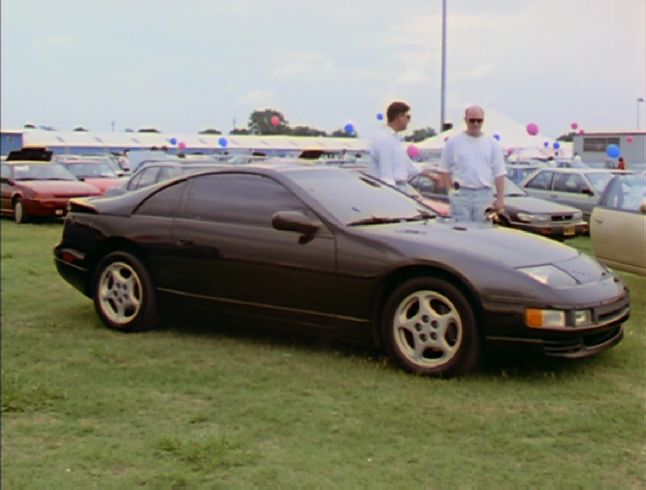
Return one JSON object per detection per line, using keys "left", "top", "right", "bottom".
{"left": 383, "top": 278, "right": 480, "bottom": 377}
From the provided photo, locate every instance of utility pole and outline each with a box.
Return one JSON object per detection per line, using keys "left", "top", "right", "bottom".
{"left": 440, "top": 0, "right": 447, "bottom": 132}
{"left": 111, "top": 120, "right": 115, "bottom": 132}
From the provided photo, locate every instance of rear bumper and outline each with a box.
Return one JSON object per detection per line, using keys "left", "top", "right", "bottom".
{"left": 54, "top": 246, "right": 91, "bottom": 297}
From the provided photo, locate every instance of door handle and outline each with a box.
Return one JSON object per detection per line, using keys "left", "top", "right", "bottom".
{"left": 550, "top": 194, "right": 558, "bottom": 198}
{"left": 177, "top": 239, "right": 194, "bottom": 247}
{"left": 593, "top": 218, "right": 603, "bottom": 224}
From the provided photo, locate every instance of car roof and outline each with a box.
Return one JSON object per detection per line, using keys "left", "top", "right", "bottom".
{"left": 2, "top": 160, "right": 58, "bottom": 165}
{"left": 534, "top": 167, "right": 624, "bottom": 174}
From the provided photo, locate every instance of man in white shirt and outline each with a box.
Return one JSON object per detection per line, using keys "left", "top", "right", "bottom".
{"left": 369, "top": 101, "right": 423, "bottom": 191}
{"left": 439, "top": 105, "right": 506, "bottom": 222}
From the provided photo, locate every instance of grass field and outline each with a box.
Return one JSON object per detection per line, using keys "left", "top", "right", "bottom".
{"left": 1, "top": 221, "right": 645, "bottom": 489}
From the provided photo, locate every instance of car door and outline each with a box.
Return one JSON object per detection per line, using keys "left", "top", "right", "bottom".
{"left": 0, "top": 164, "right": 13, "bottom": 213}
{"left": 591, "top": 177, "right": 646, "bottom": 274}
{"left": 551, "top": 173, "right": 597, "bottom": 219}
{"left": 170, "top": 172, "right": 337, "bottom": 324}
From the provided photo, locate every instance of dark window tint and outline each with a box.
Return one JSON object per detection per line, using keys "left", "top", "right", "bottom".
{"left": 182, "top": 173, "right": 310, "bottom": 226}
{"left": 136, "top": 181, "right": 186, "bottom": 217}
{"left": 525, "top": 171, "right": 554, "bottom": 190}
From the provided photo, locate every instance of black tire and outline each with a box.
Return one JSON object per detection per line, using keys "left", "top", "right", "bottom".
{"left": 92, "top": 251, "right": 158, "bottom": 332}
{"left": 382, "top": 277, "right": 480, "bottom": 377}
{"left": 13, "top": 198, "right": 29, "bottom": 224}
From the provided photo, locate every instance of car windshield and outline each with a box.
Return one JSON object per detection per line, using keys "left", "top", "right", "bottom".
{"left": 586, "top": 173, "right": 615, "bottom": 193}
{"left": 12, "top": 163, "right": 78, "bottom": 181}
{"left": 286, "top": 168, "right": 430, "bottom": 225}
{"left": 64, "top": 161, "right": 118, "bottom": 178}
{"left": 500, "top": 177, "right": 527, "bottom": 197}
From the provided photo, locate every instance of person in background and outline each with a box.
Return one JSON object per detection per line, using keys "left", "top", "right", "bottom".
{"left": 369, "top": 101, "right": 427, "bottom": 192}
{"left": 617, "top": 156, "right": 626, "bottom": 170}
{"left": 438, "top": 105, "right": 506, "bottom": 223}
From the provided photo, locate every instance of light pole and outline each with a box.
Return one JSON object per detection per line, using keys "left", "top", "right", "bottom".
{"left": 637, "top": 97, "right": 644, "bottom": 130}
{"left": 440, "top": 0, "right": 447, "bottom": 133}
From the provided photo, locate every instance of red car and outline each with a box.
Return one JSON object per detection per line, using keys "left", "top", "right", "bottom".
{"left": 57, "top": 160, "right": 122, "bottom": 194}
{"left": 1, "top": 161, "right": 102, "bottom": 223}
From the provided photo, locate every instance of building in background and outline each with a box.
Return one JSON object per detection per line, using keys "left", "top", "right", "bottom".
{"left": 573, "top": 131, "right": 645, "bottom": 167}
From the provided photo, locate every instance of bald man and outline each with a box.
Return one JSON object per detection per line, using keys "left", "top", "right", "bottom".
{"left": 439, "top": 106, "right": 506, "bottom": 223}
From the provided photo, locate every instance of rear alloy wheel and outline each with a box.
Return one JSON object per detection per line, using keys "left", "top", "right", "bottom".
{"left": 382, "top": 277, "right": 480, "bottom": 377}
{"left": 13, "top": 198, "right": 29, "bottom": 224}
{"left": 93, "top": 252, "right": 158, "bottom": 332}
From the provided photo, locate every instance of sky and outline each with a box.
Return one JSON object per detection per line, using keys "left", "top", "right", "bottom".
{"left": 1, "top": 0, "right": 645, "bottom": 139}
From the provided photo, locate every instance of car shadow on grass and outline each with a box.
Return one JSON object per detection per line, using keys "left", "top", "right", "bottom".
{"left": 157, "top": 310, "right": 601, "bottom": 379}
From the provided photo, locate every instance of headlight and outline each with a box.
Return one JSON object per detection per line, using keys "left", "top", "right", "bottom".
{"left": 572, "top": 211, "right": 583, "bottom": 220}
{"left": 517, "top": 212, "right": 550, "bottom": 223}
{"left": 518, "top": 265, "right": 577, "bottom": 287}
{"left": 525, "top": 309, "right": 566, "bottom": 328}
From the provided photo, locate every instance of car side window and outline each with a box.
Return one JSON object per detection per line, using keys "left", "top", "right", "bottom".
{"left": 157, "top": 166, "right": 178, "bottom": 182}
{"left": 136, "top": 181, "right": 187, "bottom": 217}
{"left": 525, "top": 171, "right": 554, "bottom": 190}
{"left": 181, "top": 173, "right": 312, "bottom": 227}
{"left": 135, "top": 167, "right": 162, "bottom": 189}
{"left": 601, "top": 178, "right": 645, "bottom": 212}
{"left": 553, "top": 174, "right": 589, "bottom": 194}
{"left": 0, "top": 164, "right": 10, "bottom": 181}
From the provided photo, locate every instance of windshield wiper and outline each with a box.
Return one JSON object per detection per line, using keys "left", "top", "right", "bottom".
{"left": 348, "top": 216, "right": 404, "bottom": 226}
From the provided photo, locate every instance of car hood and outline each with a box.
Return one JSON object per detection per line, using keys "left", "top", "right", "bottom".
{"left": 361, "top": 220, "right": 579, "bottom": 269}
{"left": 19, "top": 180, "right": 101, "bottom": 196}
{"left": 505, "top": 195, "right": 579, "bottom": 214}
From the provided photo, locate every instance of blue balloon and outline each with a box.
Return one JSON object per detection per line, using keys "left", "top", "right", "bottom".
{"left": 606, "top": 144, "right": 620, "bottom": 158}
{"left": 218, "top": 137, "right": 228, "bottom": 148}
{"left": 493, "top": 134, "right": 500, "bottom": 141}
{"left": 376, "top": 113, "right": 384, "bottom": 121}
{"left": 169, "top": 137, "right": 177, "bottom": 145}
{"left": 344, "top": 123, "right": 354, "bottom": 134}
{"left": 543, "top": 141, "right": 549, "bottom": 148}
{"left": 553, "top": 141, "right": 561, "bottom": 149}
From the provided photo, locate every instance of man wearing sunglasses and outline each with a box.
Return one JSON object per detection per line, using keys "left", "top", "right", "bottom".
{"left": 438, "top": 105, "right": 506, "bottom": 222}
{"left": 369, "top": 101, "right": 424, "bottom": 192}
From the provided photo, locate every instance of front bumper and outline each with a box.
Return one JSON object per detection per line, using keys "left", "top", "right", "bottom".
{"left": 509, "top": 220, "right": 589, "bottom": 239}
{"left": 482, "top": 288, "right": 629, "bottom": 359}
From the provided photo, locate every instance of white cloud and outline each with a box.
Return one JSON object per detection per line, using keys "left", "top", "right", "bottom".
{"left": 237, "top": 89, "right": 276, "bottom": 108}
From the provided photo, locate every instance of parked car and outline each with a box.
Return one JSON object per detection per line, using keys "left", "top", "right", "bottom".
{"left": 106, "top": 161, "right": 230, "bottom": 196}
{"left": 54, "top": 164, "right": 629, "bottom": 377}
{"left": 520, "top": 168, "right": 625, "bottom": 222}
{"left": 409, "top": 171, "right": 587, "bottom": 239}
{"left": 57, "top": 159, "right": 122, "bottom": 194}
{"left": 1, "top": 161, "right": 102, "bottom": 223}
{"left": 591, "top": 172, "right": 646, "bottom": 275}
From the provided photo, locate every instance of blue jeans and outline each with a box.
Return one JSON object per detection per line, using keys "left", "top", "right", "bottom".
{"left": 449, "top": 187, "right": 493, "bottom": 223}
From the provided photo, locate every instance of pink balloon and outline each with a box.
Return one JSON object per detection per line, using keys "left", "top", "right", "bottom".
{"left": 270, "top": 116, "right": 280, "bottom": 127}
{"left": 178, "top": 141, "right": 186, "bottom": 150}
{"left": 443, "top": 136, "right": 449, "bottom": 142}
{"left": 570, "top": 122, "right": 578, "bottom": 130}
{"left": 626, "top": 136, "right": 634, "bottom": 143}
{"left": 579, "top": 129, "right": 585, "bottom": 134}
{"left": 526, "top": 123, "right": 539, "bottom": 136}
{"left": 406, "top": 145, "right": 420, "bottom": 159}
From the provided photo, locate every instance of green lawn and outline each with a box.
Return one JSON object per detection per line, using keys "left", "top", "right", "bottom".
{"left": 2, "top": 221, "right": 645, "bottom": 489}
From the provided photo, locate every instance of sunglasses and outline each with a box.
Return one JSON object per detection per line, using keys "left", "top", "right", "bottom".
{"left": 468, "top": 118, "right": 483, "bottom": 124}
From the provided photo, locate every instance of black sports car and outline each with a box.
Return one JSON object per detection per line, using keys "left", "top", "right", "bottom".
{"left": 54, "top": 164, "right": 629, "bottom": 377}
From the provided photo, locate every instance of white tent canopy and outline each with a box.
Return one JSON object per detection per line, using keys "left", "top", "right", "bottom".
{"left": 414, "top": 108, "right": 567, "bottom": 158}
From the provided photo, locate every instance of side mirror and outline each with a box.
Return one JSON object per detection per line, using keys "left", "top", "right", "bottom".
{"left": 582, "top": 189, "right": 594, "bottom": 196}
{"left": 640, "top": 200, "right": 646, "bottom": 215}
{"left": 272, "top": 211, "right": 321, "bottom": 235}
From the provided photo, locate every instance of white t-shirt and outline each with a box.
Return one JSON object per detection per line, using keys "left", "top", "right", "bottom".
{"left": 439, "top": 132, "right": 506, "bottom": 189}
{"left": 369, "top": 126, "right": 420, "bottom": 185}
